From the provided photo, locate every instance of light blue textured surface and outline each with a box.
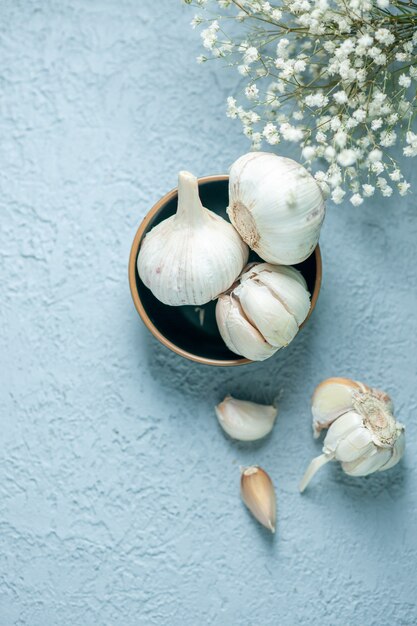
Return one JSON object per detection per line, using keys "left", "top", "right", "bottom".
{"left": 1, "top": 2, "right": 417, "bottom": 625}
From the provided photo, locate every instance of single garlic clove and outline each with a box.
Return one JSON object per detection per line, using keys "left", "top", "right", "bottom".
{"left": 311, "top": 377, "right": 362, "bottom": 438}
{"left": 138, "top": 171, "right": 249, "bottom": 306}
{"left": 242, "top": 263, "right": 311, "bottom": 326}
{"left": 299, "top": 454, "right": 332, "bottom": 493}
{"left": 235, "top": 280, "right": 299, "bottom": 349}
{"left": 379, "top": 428, "right": 405, "bottom": 471}
{"left": 332, "top": 426, "right": 374, "bottom": 463}
{"left": 228, "top": 152, "right": 325, "bottom": 265}
{"left": 215, "top": 293, "right": 277, "bottom": 361}
{"left": 241, "top": 466, "right": 276, "bottom": 533}
{"left": 322, "top": 410, "right": 364, "bottom": 454}
{"left": 342, "top": 448, "right": 393, "bottom": 477}
{"left": 215, "top": 395, "right": 277, "bottom": 441}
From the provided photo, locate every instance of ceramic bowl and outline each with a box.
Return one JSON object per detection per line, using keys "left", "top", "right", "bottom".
{"left": 129, "top": 175, "right": 322, "bottom": 366}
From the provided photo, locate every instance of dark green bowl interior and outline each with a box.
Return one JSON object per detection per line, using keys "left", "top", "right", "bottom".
{"left": 135, "top": 178, "right": 317, "bottom": 362}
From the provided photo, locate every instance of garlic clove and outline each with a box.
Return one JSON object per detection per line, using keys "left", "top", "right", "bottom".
{"left": 241, "top": 466, "right": 276, "bottom": 533}
{"left": 333, "top": 426, "right": 374, "bottom": 463}
{"left": 242, "top": 263, "right": 310, "bottom": 326}
{"left": 322, "top": 410, "right": 364, "bottom": 454}
{"left": 379, "top": 428, "right": 405, "bottom": 471}
{"left": 215, "top": 395, "right": 277, "bottom": 441}
{"left": 342, "top": 448, "right": 393, "bottom": 477}
{"left": 228, "top": 152, "right": 325, "bottom": 265}
{"left": 311, "top": 377, "right": 362, "bottom": 438}
{"left": 138, "top": 171, "right": 249, "bottom": 306}
{"left": 235, "top": 279, "right": 299, "bottom": 349}
{"left": 299, "top": 453, "right": 332, "bottom": 493}
{"left": 215, "top": 294, "right": 277, "bottom": 361}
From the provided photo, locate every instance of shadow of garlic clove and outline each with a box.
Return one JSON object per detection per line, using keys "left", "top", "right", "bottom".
{"left": 300, "top": 377, "right": 405, "bottom": 492}
{"left": 241, "top": 466, "right": 276, "bottom": 533}
{"left": 215, "top": 395, "right": 277, "bottom": 441}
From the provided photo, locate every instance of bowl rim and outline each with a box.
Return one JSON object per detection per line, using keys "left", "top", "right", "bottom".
{"left": 128, "top": 174, "right": 322, "bottom": 367}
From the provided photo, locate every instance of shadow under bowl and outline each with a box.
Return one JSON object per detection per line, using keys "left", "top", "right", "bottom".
{"left": 129, "top": 175, "right": 322, "bottom": 367}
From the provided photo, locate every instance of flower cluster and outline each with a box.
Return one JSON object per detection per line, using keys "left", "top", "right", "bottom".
{"left": 186, "top": 0, "right": 417, "bottom": 204}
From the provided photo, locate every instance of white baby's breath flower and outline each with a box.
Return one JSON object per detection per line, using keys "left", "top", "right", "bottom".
{"left": 331, "top": 187, "right": 345, "bottom": 204}
{"left": 271, "top": 8, "right": 282, "bottom": 20}
{"left": 399, "top": 74, "right": 411, "bottom": 89}
{"left": 371, "top": 161, "right": 385, "bottom": 175}
{"left": 333, "top": 91, "right": 348, "bottom": 104}
{"left": 280, "top": 123, "right": 304, "bottom": 142}
{"left": 389, "top": 169, "right": 401, "bottom": 182}
{"left": 358, "top": 34, "right": 373, "bottom": 47}
{"left": 334, "top": 130, "right": 347, "bottom": 148}
{"left": 244, "top": 46, "right": 259, "bottom": 64}
{"left": 350, "top": 193, "right": 363, "bottom": 206}
{"left": 368, "top": 149, "right": 383, "bottom": 163}
{"left": 245, "top": 84, "right": 259, "bottom": 100}
{"left": 380, "top": 130, "right": 397, "bottom": 147}
{"left": 251, "top": 131, "right": 262, "bottom": 149}
{"left": 226, "top": 96, "right": 238, "bottom": 118}
{"left": 362, "top": 184, "right": 375, "bottom": 197}
{"left": 375, "top": 29, "right": 395, "bottom": 45}
{"left": 398, "top": 181, "right": 410, "bottom": 195}
{"left": 191, "top": 15, "right": 203, "bottom": 28}
{"left": 238, "top": 64, "right": 250, "bottom": 76}
{"left": 302, "top": 145, "right": 316, "bottom": 160}
{"left": 337, "top": 149, "right": 357, "bottom": 167}
{"left": 262, "top": 122, "right": 280, "bottom": 144}
{"left": 381, "top": 185, "right": 393, "bottom": 197}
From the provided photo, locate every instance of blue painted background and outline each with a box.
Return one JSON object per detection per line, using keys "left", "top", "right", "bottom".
{"left": 1, "top": 1, "right": 417, "bottom": 624}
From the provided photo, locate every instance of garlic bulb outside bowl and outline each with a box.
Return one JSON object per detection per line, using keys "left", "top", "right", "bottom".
{"left": 228, "top": 152, "right": 325, "bottom": 265}
{"left": 216, "top": 262, "right": 312, "bottom": 361}
{"left": 300, "top": 377, "right": 405, "bottom": 492}
{"left": 138, "top": 170, "right": 249, "bottom": 306}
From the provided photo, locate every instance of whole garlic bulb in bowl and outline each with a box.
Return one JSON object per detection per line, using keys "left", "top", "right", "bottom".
{"left": 216, "top": 262, "right": 311, "bottom": 361}
{"left": 228, "top": 152, "right": 325, "bottom": 265}
{"left": 138, "top": 170, "right": 249, "bottom": 306}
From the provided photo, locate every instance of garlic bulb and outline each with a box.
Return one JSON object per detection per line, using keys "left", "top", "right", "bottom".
{"left": 228, "top": 152, "right": 325, "bottom": 265}
{"left": 300, "top": 377, "right": 405, "bottom": 492}
{"left": 215, "top": 395, "right": 277, "bottom": 441}
{"left": 138, "top": 171, "right": 249, "bottom": 306}
{"left": 241, "top": 466, "right": 276, "bottom": 533}
{"left": 216, "top": 262, "right": 311, "bottom": 361}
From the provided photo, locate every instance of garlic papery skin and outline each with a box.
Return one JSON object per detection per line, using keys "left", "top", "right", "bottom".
{"left": 228, "top": 152, "right": 325, "bottom": 265}
{"left": 215, "top": 262, "right": 310, "bottom": 361}
{"left": 300, "top": 378, "right": 405, "bottom": 492}
{"left": 241, "top": 466, "right": 276, "bottom": 533}
{"left": 311, "top": 377, "right": 394, "bottom": 438}
{"left": 215, "top": 395, "right": 277, "bottom": 441}
{"left": 138, "top": 171, "right": 249, "bottom": 306}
